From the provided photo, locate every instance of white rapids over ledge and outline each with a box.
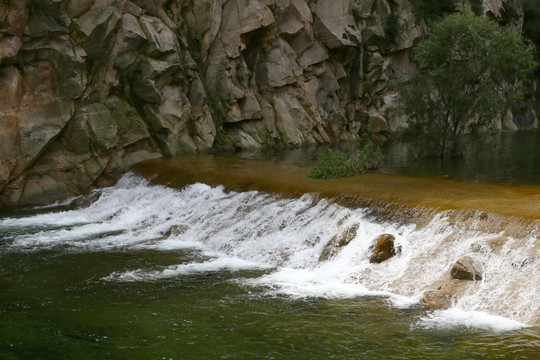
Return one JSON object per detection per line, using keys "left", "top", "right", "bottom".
{"left": 1, "top": 173, "right": 538, "bottom": 332}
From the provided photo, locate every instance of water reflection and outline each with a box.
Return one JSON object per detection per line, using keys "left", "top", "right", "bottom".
{"left": 381, "top": 130, "right": 540, "bottom": 185}
{"left": 215, "top": 130, "right": 540, "bottom": 186}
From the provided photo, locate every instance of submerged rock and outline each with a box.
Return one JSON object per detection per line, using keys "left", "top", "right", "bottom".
{"left": 511, "top": 257, "right": 537, "bottom": 270}
{"left": 369, "top": 234, "right": 400, "bottom": 263}
{"left": 68, "top": 191, "right": 101, "bottom": 209}
{"left": 319, "top": 245, "right": 339, "bottom": 262}
{"left": 421, "top": 278, "right": 470, "bottom": 310}
{"left": 421, "top": 290, "right": 452, "bottom": 310}
{"left": 164, "top": 224, "right": 188, "bottom": 237}
{"left": 451, "top": 256, "right": 483, "bottom": 281}
{"left": 319, "top": 223, "right": 359, "bottom": 261}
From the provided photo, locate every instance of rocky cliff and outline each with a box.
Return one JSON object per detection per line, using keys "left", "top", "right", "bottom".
{"left": 0, "top": 0, "right": 531, "bottom": 206}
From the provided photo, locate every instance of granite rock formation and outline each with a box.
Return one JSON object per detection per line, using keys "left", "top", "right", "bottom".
{"left": 0, "top": 0, "right": 530, "bottom": 205}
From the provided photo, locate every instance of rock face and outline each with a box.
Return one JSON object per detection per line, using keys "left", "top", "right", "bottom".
{"left": 451, "top": 256, "right": 484, "bottom": 280}
{"left": 0, "top": 0, "right": 527, "bottom": 206}
{"left": 369, "top": 233, "right": 400, "bottom": 263}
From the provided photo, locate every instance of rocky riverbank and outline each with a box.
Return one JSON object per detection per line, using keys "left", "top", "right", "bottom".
{"left": 0, "top": 0, "right": 535, "bottom": 206}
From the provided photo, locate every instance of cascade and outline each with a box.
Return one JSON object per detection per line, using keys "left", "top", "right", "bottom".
{"left": 2, "top": 169, "right": 539, "bottom": 331}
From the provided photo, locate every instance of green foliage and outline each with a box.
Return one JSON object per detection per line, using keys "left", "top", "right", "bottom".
{"left": 212, "top": 125, "right": 237, "bottom": 152}
{"left": 399, "top": 10, "right": 536, "bottom": 158}
{"left": 215, "top": 104, "right": 226, "bottom": 118}
{"left": 309, "top": 141, "right": 384, "bottom": 179}
{"left": 385, "top": 12, "right": 400, "bottom": 42}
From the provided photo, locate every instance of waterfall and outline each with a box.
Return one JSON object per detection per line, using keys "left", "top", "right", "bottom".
{"left": 1, "top": 173, "right": 538, "bottom": 331}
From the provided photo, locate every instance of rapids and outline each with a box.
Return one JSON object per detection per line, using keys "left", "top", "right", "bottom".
{"left": 2, "top": 171, "right": 539, "bottom": 329}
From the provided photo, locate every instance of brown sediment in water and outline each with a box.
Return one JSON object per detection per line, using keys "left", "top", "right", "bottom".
{"left": 133, "top": 154, "right": 540, "bottom": 222}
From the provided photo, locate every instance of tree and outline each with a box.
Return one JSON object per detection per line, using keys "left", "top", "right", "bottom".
{"left": 399, "top": 9, "right": 536, "bottom": 158}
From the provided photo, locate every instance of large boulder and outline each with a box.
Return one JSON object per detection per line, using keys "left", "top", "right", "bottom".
{"left": 258, "top": 38, "right": 302, "bottom": 87}
{"left": 23, "top": 9, "right": 67, "bottom": 37}
{"left": 369, "top": 233, "right": 400, "bottom": 263}
{"left": 421, "top": 278, "right": 471, "bottom": 310}
{"left": 451, "top": 256, "right": 483, "bottom": 281}
{"left": 1, "top": 0, "right": 29, "bottom": 37}
{"left": 422, "top": 290, "right": 453, "bottom": 310}
{"left": 0, "top": 66, "right": 22, "bottom": 113}
{"left": 13, "top": 100, "right": 74, "bottom": 176}
{"left": 181, "top": 0, "right": 222, "bottom": 63}
{"left": 502, "top": 109, "right": 518, "bottom": 131}
{"left": 273, "top": 88, "right": 322, "bottom": 146}
{"left": 14, "top": 97, "right": 161, "bottom": 205}
{"left": 65, "top": 0, "right": 95, "bottom": 19}
{"left": 113, "top": 13, "right": 147, "bottom": 55}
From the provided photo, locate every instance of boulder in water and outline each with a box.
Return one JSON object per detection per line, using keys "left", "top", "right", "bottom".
{"left": 369, "top": 234, "right": 400, "bottom": 263}
{"left": 319, "top": 245, "right": 339, "bottom": 262}
{"left": 421, "top": 279, "right": 469, "bottom": 310}
{"left": 451, "top": 256, "right": 483, "bottom": 280}
{"left": 68, "top": 191, "right": 101, "bottom": 209}
{"left": 421, "top": 290, "right": 452, "bottom": 310}
{"left": 164, "top": 225, "right": 188, "bottom": 237}
{"left": 319, "top": 224, "right": 359, "bottom": 261}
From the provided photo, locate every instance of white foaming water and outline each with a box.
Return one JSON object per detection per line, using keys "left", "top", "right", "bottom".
{"left": 1, "top": 173, "right": 538, "bottom": 330}
{"left": 103, "top": 257, "right": 270, "bottom": 282}
{"left": 418, "top": 308, "right": 527, "bottom": 332}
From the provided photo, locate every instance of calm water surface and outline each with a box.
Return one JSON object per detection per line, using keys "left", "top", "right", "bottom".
{"left": 382, "top": 130, "right": 540, "bottom": 185}
{"left": 229, "top": 130, "right": 540, "bottom": 185}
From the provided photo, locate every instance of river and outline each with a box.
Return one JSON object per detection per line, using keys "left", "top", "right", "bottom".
{"left": 1, "top": 132, "right": 540, "bottom": 359}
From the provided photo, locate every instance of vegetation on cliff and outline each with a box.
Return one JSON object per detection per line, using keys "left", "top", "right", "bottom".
{"left": 399, "top": 9, "right": 536, "bottom": 159}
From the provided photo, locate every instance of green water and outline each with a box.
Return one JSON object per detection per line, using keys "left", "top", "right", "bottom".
{"left": 1, "top": 245, "right": 539, "bottom": 359}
